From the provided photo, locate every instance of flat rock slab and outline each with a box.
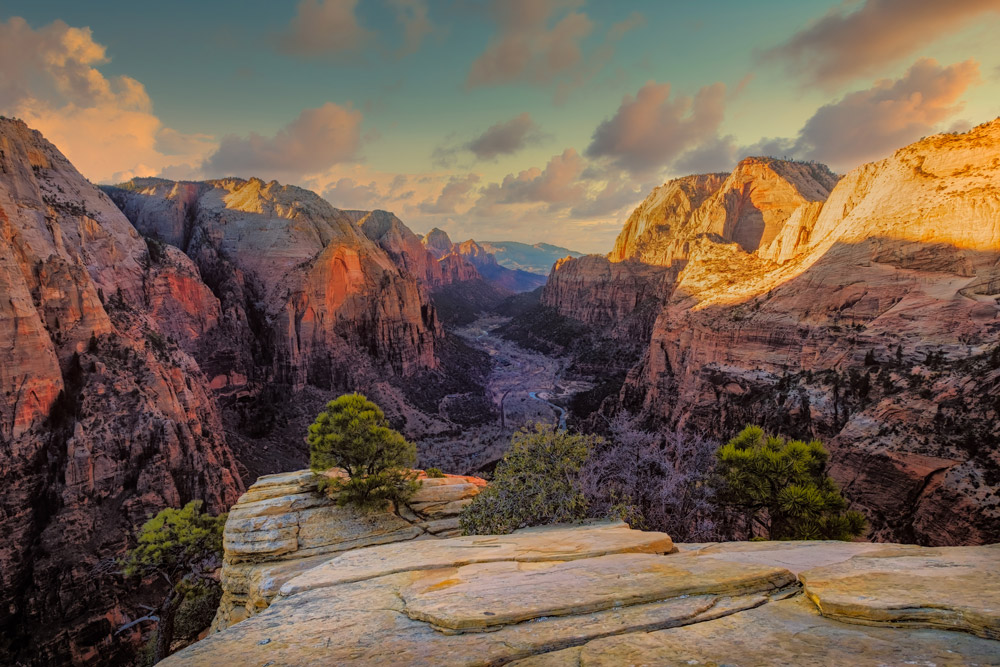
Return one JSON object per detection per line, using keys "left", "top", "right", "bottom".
{"left": 163, "top": 575, "right": 778, "bottom": 666}
{"left": 799, "top": 544, "right": 1000, "bottom": 639}
{"left": 512, "top": 597, "right": 1000, "bottom": 666}
{"left": 676, "top": 540, "right": 897, "bottom": 574}
{"left": 280, "top": 521, "right": 674, "bottom": 596}
{"left": 401, "top": 552, "right": 795, "bottom": 630}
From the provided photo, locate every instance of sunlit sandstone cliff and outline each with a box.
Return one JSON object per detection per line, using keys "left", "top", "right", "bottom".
{"left": 106, "top": 177, "right": 442, "bottom": 395}
{"left": 545, "top": 120, "right": 1000, "bottom": 545}
{"left": 0, "top": 118, "right": 243, "bottom": 664}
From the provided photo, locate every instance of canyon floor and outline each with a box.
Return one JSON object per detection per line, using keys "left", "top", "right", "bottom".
{"left": 417, "top": 315, "right": 593, "bottom": 474}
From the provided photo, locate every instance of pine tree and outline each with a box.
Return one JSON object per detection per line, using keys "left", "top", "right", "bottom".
{"left": 460, "top": 423, "right": 599, "bottom": 535}
{"left": 307, "top": 393, "right": 417, "bottom": 508}
{"left": 121, "top": 501, "right": 226, "bottom": 663}
{"left": 714, "top": 426, "right": 866, "bottom": 541}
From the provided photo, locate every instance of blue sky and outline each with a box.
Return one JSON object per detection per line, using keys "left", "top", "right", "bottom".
{"left": 2, "top": 1, "right": 999, "bottom": 251}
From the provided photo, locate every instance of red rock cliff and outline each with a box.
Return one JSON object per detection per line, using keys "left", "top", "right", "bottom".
{"left": 0, "top": 118, "right": 243, "bottom": 665}
{"left": 547, "top": 122, "right": 1000, "bottom": 546}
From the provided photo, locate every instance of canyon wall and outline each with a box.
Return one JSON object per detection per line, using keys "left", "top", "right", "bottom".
{"left": 545, "top": 121, "right": 1000, "bottom": 545}
{"left": 0, "top": 118, "right": 244, "bottom": 665}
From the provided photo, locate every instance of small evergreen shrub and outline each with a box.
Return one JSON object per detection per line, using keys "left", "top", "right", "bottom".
{"left": 714, "top": 425, "right": 866, "bottom": 540}
{"left": 424, "top": 467, "right": 446, "bottom": 478}
{"left": 308, "top": 393, "right": 418, "bottom": 509}
{"left": 460, "top": 423, "right": 600, "bottom": 535}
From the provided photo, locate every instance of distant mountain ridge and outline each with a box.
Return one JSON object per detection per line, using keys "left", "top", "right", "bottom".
{"left": 420, "top": 228, "right": 546, "bottom": 293}
{"left": 479, "top": 241, "right": 584, "bottom": 275}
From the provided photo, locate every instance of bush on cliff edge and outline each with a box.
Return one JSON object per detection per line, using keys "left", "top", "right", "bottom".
{"left": 308, "top": 393, "right": 418, "bottom": 509}
{"left": 460, "top": 423, "right": 600, "bottom": 535}
{"left": 714, "top": 425, "right": 866, "bottom": 540}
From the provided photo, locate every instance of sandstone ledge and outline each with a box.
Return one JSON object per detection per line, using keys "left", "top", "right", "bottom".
{"left": 211, "top": 468, "right": 485, "bottom": 631}
{"left": 169, "top": 520, "right": 1000, "bottom": 666}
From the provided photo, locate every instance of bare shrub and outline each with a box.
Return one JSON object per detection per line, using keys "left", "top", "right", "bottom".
{"left": 579, "top": 413, "right": 720, "bottom": 542}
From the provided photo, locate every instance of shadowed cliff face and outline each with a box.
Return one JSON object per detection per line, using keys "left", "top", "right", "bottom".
{"left": 545, "top": 120, "right": 1000, "bottom": 546}
{"left": 0, "top": 118, "right": 244, "bottom": 665}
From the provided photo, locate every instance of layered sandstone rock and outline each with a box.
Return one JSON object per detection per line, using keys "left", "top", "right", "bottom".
{"left": 162, "top": 520, "right": 1000, "bottom": 666}
{"left": 211, "top": 468, "right": 486, "bottom": 630}
{"left": 607, "top": 158, "right": 838, "bottom": 265}
{"left": 0, "top": 118, "right": 243, "bottom": 665}
{"left": 105, "top": 177, "right": 441, "bottom": 394}
{"left": 546, "top": 121, "right": 1000, "bottom": 546}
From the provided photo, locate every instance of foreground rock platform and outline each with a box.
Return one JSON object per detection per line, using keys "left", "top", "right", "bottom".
{"left": 211, "top": 469, "right": 486, "bottom": 630}
{"left": 800, "top": 543, "right": 1000, "bottom": 639}
{"left": 167, "top": 521, "right": 1000, "bottom": 666}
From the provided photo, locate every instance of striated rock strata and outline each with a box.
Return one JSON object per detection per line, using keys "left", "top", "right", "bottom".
{"left": 105, "top": 177, "right": 442, "bottom": 395}
{"left": 162, "top": 518, "right": 1000, "bottom": 666}
{"left": 0, "top": 118, "right": 243, "bottom": 665}
{"left": 545, "top": 121, "right": 1000, "bottom": 546}
{"left": 212, "top": 468, "right": 486, "bottom": 631}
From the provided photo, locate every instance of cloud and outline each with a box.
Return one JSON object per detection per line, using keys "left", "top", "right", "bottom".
{"left": 419, "top": 174, "right": 480, "bottom": 214}
{"left": 202, "top": 102, "right": 364, "bottom": 181}
{"left": 553, "top": 11, "right": 645, "bottom": 104}
{"left": 466, "top": 113, "right": 545, "bottom": 160}
{"left": 277, "top": 0, "right": 374, "bottom": 58}
{"left": 466, "top": 0, "right": 593, "bottom": 87}
{"left": 477, "top": 148, "right": 585, "bottom": 210}
{"left": 0, "top": 17, "right": 216, "bottom": 182}
{"left": 666, "top": 58, "right": 982, "bottom": 175}
{"left": 585, "top": 80, "right": 727, "bottom": 174}
{"left": 389, "top": 0, "right": 434, "bottom": 57}
{"left": 762, "top": 0, "right": 999, "bottom": 88}
{"left": 792, "top": 58, "right": 980, "bottom": 169}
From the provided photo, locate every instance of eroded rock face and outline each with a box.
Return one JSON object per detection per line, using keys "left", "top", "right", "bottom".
{"left": 546, "top": 121, "right": 1000, "bottom": 546}
{"left": 105, "top": 177, "right": 441, "bottom": 394}
{"left": 0, "top": 118, "right": 243, "bottom": 665}
{"left": 608, "top": 158, "right": 838, "bottom": 265}
{"left": 211, "top": 468, "right": 486, "bottom": 631}
{"left": 162, "top": 521, "right": 1000, "bottom": 666}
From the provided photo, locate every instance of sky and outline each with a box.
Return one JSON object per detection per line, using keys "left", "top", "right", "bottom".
{"left": 1, "top": 0, "right": 999, "bottom": 253}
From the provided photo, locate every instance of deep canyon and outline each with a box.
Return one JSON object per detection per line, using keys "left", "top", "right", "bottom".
{"left": 1, "top": 116, "right": 999, "bottom": 665}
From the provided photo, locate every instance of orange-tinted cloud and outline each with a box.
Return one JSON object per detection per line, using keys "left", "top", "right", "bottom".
{"left": 668, "top": 58, "right": 982, "bottom": 175}
{"left": 476, "top": 148, "right": 585, "bottom": 209}
{"left": 794, "top": 58, "right": 981, "bottom": 168}
{"left": 763, "top": 0, "right": 999, "bottom": 89}
{"left": 586, "top": 81, "right": 727, "bottom": 174}
{"left": 202, "top": 102, "right": 364, "bottom": 182}
{"left": 419, "top": 174, "right": 481, "bottom": 214}
{"left": 0, "top": 17, "right": 216, "bottom": 183}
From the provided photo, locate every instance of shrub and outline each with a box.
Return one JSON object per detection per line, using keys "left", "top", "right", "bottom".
{"left": 308, "top": 393, "right": 417, "bottom": 509}
{"left": 121, "top": 501, "right": 226, "bottom": 663}
{"left": 579, "top": 413, "right": 720, "bottom": 541}
{"left": 424, "top": 467, "right": 446, "bottom": 478}
{"left": 460, "top": 423, "right": 599, "bottom": 535}
{"left": 714, "top": 425, "right": 866, "bottom": 540}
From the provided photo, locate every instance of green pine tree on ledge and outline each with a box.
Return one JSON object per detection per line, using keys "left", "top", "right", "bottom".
{"left": 714, "top": 425, "right": 866, "bottom": 541}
